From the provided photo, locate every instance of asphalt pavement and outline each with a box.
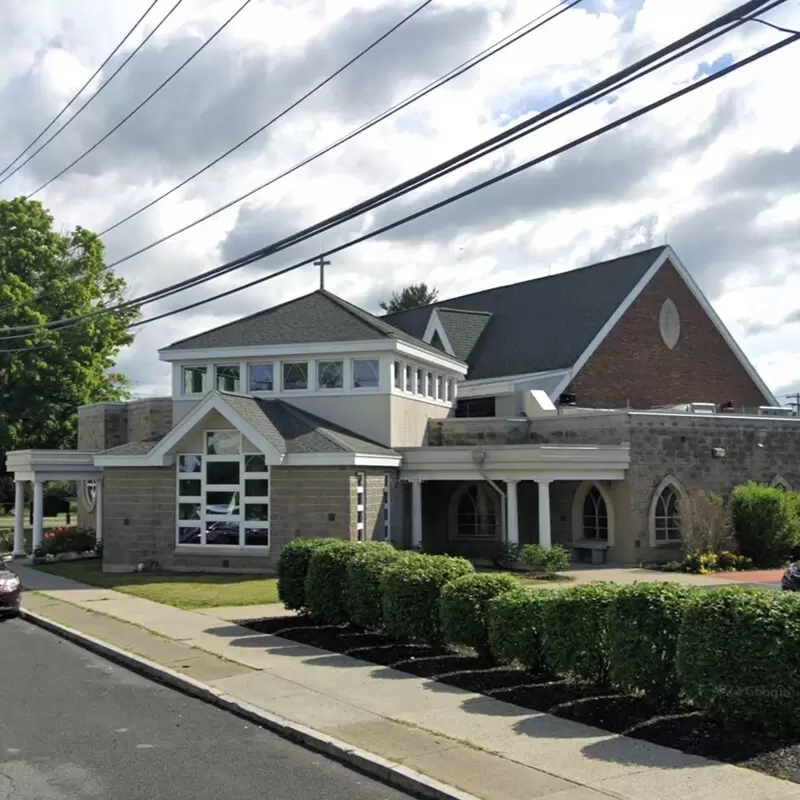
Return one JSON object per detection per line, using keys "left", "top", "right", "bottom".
{"left": 0, "top": 617, "right": 409, "bottom": 800}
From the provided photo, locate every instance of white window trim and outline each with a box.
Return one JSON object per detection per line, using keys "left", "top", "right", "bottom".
{"left": 352, "top": 358, "right": 381, "bottom": 391}
{"left": 648, "top": 475, "right": 686, "bottom": 547}
{"left": 281, "top": 360, "right": 310, "bottom": 392}
{"left": 176, "top": 432, "right": 270, "bottom": 550}
{"left": 215, "top": 364, "right": 241, "bottom": 393}
{"left": 181, "top": 364, "right": 208, "bottom": 397}
{"left": 247, "top": 361, "right": 275, "bottom": 393}
{"left": 570, "top": 481, "right": 614, "bottom": 546}
{"left": 448, "top": 481, "right": 502, "bottom": 542}
{"left": 317, "top": 359, "right": 345, "bottom": 391}
{"left": 356, "top": 472, "right": 365, "bottom": 541}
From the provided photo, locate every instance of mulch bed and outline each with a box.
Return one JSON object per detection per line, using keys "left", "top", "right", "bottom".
{"left": 241, "top": 615, "right": 800, "bottom": 783}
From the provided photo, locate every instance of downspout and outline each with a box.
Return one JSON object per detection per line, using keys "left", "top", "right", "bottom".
{"left": 471, "top": 448, "right": 507, "bottom": 541}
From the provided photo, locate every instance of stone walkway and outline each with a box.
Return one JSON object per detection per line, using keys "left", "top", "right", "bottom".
{"left": 13, "top": 564, "right": 800, "bottom": 800}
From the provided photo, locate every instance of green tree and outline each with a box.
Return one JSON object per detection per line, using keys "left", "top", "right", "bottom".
{"left": 379, "top": 282, "right": 438, "bottom": 313}
{"left": 0, "top": 197, "right": 139, "bottom": 502}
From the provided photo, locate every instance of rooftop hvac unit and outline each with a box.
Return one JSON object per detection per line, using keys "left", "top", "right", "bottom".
{"left": 689, "top": 402, "right": 717, "bottom": 414}
{"left": 758, "top": 406, "right": 797, "bottom": 418}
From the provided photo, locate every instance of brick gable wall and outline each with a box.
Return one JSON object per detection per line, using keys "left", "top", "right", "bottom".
{"left": 566, "top": 261, "right": 770, "bottom": 410}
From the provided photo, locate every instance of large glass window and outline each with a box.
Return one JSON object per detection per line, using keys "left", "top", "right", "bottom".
{"left": 182, "top": 366, "right": 207, "bottom": 395}
{"left": 654, "top": 485, "right": 681, "bottom": 542}
{"left": 216, "top": 365, "right": 240, "bottom": 392}
{"left": 353, "top": 359, "right": 379, "bottom": 389}
{"left": 394, "top": 361, "right": 403, "bottom": 390}
{"left": 318, "top": 360, "right": 343, "bottom": 389}
{"left": 248, "top": 363, "right": 274, "bottom": 392}
{"left": 451, "top": 483, "right": 499, "bottom": 540}
{"left": 176, "top": 439, "right": 270, "bottom": 548}
{"left": 582, "top": 486, "right": 609, "bottom": 541}
{"left": 283, "top": 362, "right": 308, "bottom": 391}
{"left": 405, "top": 364, "right": 413, "bottom": 392}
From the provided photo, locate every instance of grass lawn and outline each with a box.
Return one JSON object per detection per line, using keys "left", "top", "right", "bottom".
{"left": 30, "top": 559, "right": 280, "bottom": 610}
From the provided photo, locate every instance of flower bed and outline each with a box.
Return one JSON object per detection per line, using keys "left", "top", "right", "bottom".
{"left": 256, "top": 538, "right": 800, "bottom": 782}
{"left": 32, "top": 526, "right": 100, "bottom": 563}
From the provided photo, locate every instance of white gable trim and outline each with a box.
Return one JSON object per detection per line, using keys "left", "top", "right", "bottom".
{"left": 422, "top": 309, "right": 455, "bottom": 357}
{"left": 286, "top": 453, "right": 402, "bottom": 467}
{"left": 143, "top": 391, "right": 285, "bottom": 466}
{"left": 551, "top": 247, "right": 778, "bottom": 406}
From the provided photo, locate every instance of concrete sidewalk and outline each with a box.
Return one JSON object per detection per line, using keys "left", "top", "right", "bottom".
{"left": 14, "top": 564, "right": 800, "bottom": 800}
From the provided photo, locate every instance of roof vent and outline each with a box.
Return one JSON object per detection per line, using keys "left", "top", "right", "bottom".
{"left": 558, "top": 392, "right": 577, "bottom": 406}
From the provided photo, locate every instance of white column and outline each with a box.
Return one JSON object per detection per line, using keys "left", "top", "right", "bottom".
{"left": 32, "top": 480, "right": 45, "bottom": 551}
{"left": 411, "top": 479, "right": 423, "bottom": 548}
{"left": 506, "top": 480, "right": 519, "bottom": 546}
{"left": 538, "top": 479, "right": 552, "bottom": 549}
{"left": 95, "top": 479, "right": 104, "bottom": 545}
{"left": 13, "top": 481, "right": 26, "bottom": 557}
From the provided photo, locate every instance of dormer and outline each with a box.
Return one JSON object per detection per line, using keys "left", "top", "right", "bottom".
{"left": 158, "top": 290, "right": 468, "bottom": 447}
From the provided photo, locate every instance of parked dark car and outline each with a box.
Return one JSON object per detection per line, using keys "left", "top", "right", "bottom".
{"left": 781, "top": 561, "right": 800, "bottom": 591}
{"left": 0, "top": 556, "right": 21, "bottom": 616}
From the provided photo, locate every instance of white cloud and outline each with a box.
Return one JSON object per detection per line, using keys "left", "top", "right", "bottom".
{"left": 1, "top": 0, "right": 798, "bottom": 399}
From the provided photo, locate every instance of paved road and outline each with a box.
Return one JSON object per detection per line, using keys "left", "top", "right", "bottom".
{"left": 0, "top": 618, "right": 408, "bottom": 800}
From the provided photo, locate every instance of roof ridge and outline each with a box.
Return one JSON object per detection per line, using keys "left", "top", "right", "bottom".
{"left": 437, "top": 307, "right": 493, "bottom": 317}
{"left": 381, "top": 246, "right": 667, "bottom": 320}
{"left": 319, "top": 289, "right": 413, "bottom": 341}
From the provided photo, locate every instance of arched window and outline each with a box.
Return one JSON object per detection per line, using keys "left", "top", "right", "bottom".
{"left": 653, "top": 485, "right": 681, "bottom": 543}
{"left": 81, "top": 480, "right": 97, "bottom": 512}
{"left": 582, "top": 486, "right": 609, "bottom": 540}
{"left": 450, "top": 482, "right": 499, "bottom": 540}
{"left": 771, "top": 475, "right": 792, "bottom": 491}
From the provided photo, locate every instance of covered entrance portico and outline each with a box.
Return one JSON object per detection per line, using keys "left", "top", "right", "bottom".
{"left": 4, "top": 450, "right": 102, "bottom": 557}
{"left": 399, "top": 443, "right": 630, "bottom": 558}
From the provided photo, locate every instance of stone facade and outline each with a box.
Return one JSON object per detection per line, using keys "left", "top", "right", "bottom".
{"left": 101, "top": 462, "right": 400, "bottom": 574}
{"left": 419, "top": 410, "right": 800, "bottom": 564}
{"left": 565, "top": 262, "right": 770, "bottom": 410}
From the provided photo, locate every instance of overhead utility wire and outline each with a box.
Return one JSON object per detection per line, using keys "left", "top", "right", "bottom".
{"left": 105, "top": 29, "right": 800, "bottom": 332}
{"left": 97, "top": 0, "right": 439, "bottom": 238}
{"left": 4, "top": 24, "right": 796, "bottom": 357}
{"left": 22, "top": 0, "right": 257, "bottom": 200}
{"left": 0, "top": 0, "right": 579, "bottom": 319}
{"left": 99, "top": 0, "right": 582, "bottom": 266}
{"left": 0, "top": 0, "right": 182, "bottom": 188}
{"left": 0, "top": 0, "right": 788, "bottom": 342}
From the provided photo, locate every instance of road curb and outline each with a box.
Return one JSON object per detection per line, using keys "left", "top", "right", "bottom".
{"left": 19, "top": 608, "right": 481, "bottom": 800}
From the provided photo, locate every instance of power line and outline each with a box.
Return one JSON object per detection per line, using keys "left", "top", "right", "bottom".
{"left": 97, "top": 0, "right": 580, "bottom": 256}
{"left": 0, "top": 0, "right": 186, "bottom": 189}
{"left": 0, "top": 0, "right": 162, "bottom": 181}
{"left": 0, "top": 0, "right": 783, "bottom": 339}
{"left": 22, "top": 0, "right": 257, "bottom": 200}
{"left": 96, "top": 0, "right": 438, "bottom": 239}
{"left": 2, "top": 0, "right": 579, "bottom": 317}
{"left": 2, "top": 3, "right": 793, "bottom": 350}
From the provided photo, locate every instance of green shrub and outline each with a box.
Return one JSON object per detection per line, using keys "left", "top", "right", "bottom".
{"left": 381, "top": 552, "right": 474, "bottom": 644}
{"left": 716, "top": 550, "right": 752, "bottom": 571}
{"left": 730, "top": 483, "right": 800, "bottom": 567}
{"left": 676, "top": 586, "right": 800, "bottom": 736}
{"left": 682, "top": 550, "right": 719, "bottom": 574}
{"left": 486, "top": 587, "right": 552, "bottom": 672}
{"left": 345, "top": 541, "right": 400, "bottom": 629}
{"left": 41, "top": 525, "right": 96, "bottom": 555}
{"left": 277, "top": 538, "right": 340, "bottom": 611}
{"left": 519, "top": 543, "right": 571, "bottom": 575}
{"left": 305, "top": 540, "right": 361, "bottom": 624}
{"left": 542, "top": 582, "right": 621, "bottom": 684}
{"left": 607, "top": 582, "right": 701, "bottom": 700}
{"left": 439, "top": 572, "right": 519, "bottom": 657}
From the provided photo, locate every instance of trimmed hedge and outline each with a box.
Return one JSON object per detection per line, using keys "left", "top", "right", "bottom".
{"left": 486, "top": 587, "right": 552, "bottom": 673}
{"left": 305, "top": 540, "right": 361, "bottom": 624}
{"left": 542, "top": 582, "right": 621, "bottom": 684}
{"left": 381, "top": 552, "right": 474, "bottom": 644}
{"left": 345, "top": 541, "right": 400, "bottom": 629}
{"left": 676, "top": 586, "right": 800, "bottom": 736}
{"left": 730, "top": 482, "right": 800, "bottom": 567}
{"left": 607, "top": 582, "right": 701, "bottom": 700}
{"left": 439, "top": 572, "right": 519, "bottom": 657}
{"left": 277, "top": 538, "right": 340, "bottom": 611}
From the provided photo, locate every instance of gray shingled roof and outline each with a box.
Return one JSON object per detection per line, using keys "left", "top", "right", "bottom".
{"left": 221, "top": 392, "right": 398, "bottom": 457}
{"left": 436, "top": 309, "right": 492, "bottom": 362}
{"left": 101, "top": 437, "right": 163, "bottom": 456}
{"left": 383, "top": 247, "right": 665, "bottom": 381}
{"left": 162, "top": 289, "right": 458, "bottom": 361}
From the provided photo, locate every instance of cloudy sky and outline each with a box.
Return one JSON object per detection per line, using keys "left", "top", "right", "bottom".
{"left": 1, "top": 0, "right": 798, "bottom": 405}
